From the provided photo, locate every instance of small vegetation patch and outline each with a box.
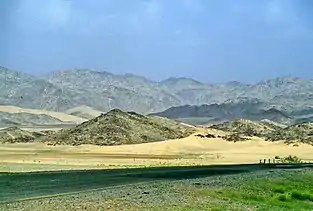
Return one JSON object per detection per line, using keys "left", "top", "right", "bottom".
{"left": 195, "top": 133, "right": 216, "bottom": 138}
{"left": 221, "top": 133, "right": 251, "bottom": 142}
{"left": 290, "top": 191, "right": 313, "bottom": 201}
{"left": 276, "top": 194, "right": 289, "bottom": 202}
{"left": 273, "top": 185, "right": 287, "bottom": 194}
{"left": 281, "top": 155, "right": 302, "bottom": 163}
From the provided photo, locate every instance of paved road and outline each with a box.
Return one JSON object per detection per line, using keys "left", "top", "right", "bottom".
{"left": 1, "top": 163, "right": 312, "bottom": 204}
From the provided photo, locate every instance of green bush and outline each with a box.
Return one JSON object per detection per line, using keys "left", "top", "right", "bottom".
{"left": 273, "top": 186, "right": 286, "bottom": 194}
{"left": 277, "top": 194, "right": 288, "bottom": 202}
{"left": 291, "top": 191, "right": 311, "bottom": 201}
{"left": 281, "top": 155, "right": 302, "bottom": 163}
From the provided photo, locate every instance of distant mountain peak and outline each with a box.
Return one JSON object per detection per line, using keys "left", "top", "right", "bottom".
{"left": 0, "top": 66, "right": 27, "bottom": 77}
{"left": 160, "top": 77, "right": 202, "bottom": 84}
{"left": 225, "top": 81, "right": 245, "bottom": 86}
{"left": 224, "top": 97, "right": 261, "bottom": 104}
{"left": 106, "top": 108, "right": 124, "bottom": 114}
{"left": 259, "top": 75, "right": 305, "bottom": 85}
{"left": 122, "top": 73, "right": 153, "bottom": 83}
{"left": 50, "top": 68, "right": 113, "bottom": 76}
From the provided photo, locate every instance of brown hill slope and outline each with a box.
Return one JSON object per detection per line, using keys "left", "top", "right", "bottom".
{"left": 0, "top": 127, "right": 53, "bottom": 143}
{"left": 42, "top": 109, "right": 196, "bottom": 146}
{"left": 0, "top": 111, "right": 72, "bottom": 127}
{"left": 266, "top": 122, "right": 313, "bottom": 144}
{"left": 209, "top": 119, "right": 282, "bottom": 137}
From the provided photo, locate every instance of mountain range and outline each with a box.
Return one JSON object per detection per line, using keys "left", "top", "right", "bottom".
{"left": 150, "top": 101, "right": 295, "bottom": 125}
{"left": 1, "top": 66, "right": 313, "bottom": 116}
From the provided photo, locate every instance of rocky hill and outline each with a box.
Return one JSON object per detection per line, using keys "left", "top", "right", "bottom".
{"left": 209, "top": 118, "right": 313, "bottom": 145}
{"left": 41, "top": 109, "right": 195, "bottom": 146}
{"left": 209, "top": 119, "right": 282, "bottom": 137}
{"left": 2, "top": 66, "right": 313, "bottom": 115}
{"left": 251, "top": 108, "right": 291, "bottom": 124}
{"left": 266, "top": 122, "right": 313, "bottom": 144}
{"left": 0, "top": 111, "right": 71, "bottom": 126}
{"left": 0, "top": 127, "right": 53, "bottom": 143}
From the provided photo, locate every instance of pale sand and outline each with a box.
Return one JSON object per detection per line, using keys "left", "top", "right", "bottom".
{"left": 64, "top": 105, "right": 104, "bottom": 118}
{"left": 0, "top": 105, "right": 86, "bottom": 123}
{"left": 1, "top": 129, "right": 313, "bottom": 171}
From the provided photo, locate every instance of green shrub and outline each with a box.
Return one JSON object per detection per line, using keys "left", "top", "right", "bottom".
{"left": 281, "top": 155, "right": 302, "bottom": 163}
{"left": 291, "top": 191, "right": 311, "bottom": 201}
{"left": 273, "top": 186, "right": 286, "bottom": 194}
{"left": 277, "top": 194, "right": 288, "bottom": 202}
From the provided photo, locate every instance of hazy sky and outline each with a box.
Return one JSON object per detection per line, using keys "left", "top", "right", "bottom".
{"left": 1, "top": 0, "right": 313, "bottom": 83}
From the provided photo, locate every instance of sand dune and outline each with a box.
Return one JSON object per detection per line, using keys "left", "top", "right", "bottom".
{"left": 0, "top": 105, "right": 87, "bottom": 123}
{"left": 1, "top": 129, "right": 313, "bottom": 171}
{"left": 79, "top": 134, "right": 313, "bottom": 161}
{"left": 65, "top": 105, "right": 104, "bottom": 119}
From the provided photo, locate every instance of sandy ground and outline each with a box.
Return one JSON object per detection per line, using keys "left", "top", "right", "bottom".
{"left": 1, "top": 128, "right": 313, "bottom": 172}
{"left": 0, "top": 105, "right": 86, "bottom": 123}
{"left": 64, "top": 105, "right": 103, "bottom": 118}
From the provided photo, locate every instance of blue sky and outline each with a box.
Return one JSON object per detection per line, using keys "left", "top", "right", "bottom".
{"left": 1, "top": 0, "right": 313, "bottom": 83}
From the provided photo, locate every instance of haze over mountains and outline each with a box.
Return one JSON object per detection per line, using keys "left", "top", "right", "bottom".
{"left": 151, "top": 102, "right": 294, "bottom": 125}
{"left": 2, "top": 66, "right": 313, "bottom": 146}
{"left": 1, "top": 66, "right": 313, "bottom": 120}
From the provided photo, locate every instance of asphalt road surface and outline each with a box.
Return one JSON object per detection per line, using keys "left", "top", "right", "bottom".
{"left": 1, "top": 163, "right": 312, "bottom": 204}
